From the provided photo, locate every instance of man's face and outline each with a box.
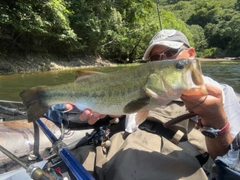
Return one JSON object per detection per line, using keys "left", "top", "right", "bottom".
{"left": 149, "top": 45, "right": 195, "bottom": 61}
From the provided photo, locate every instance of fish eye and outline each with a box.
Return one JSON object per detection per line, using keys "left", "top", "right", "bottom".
{"left": 176, "top": 62, "right": 184, "bottom": 70}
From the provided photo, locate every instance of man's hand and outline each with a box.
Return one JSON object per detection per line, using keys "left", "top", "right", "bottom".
{"left": 181, "top": 84, "right": 227, "bottom": 128}
{"left": 65, "top": 104, "right": 106, "bottom": 125}
{"left": 181, "top": 84, "right": 234, "bottom": 159}
{"left": 79, "top": 109, "right": 106, "bottom": 125}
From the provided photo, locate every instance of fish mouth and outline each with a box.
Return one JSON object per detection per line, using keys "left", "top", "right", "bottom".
{"left": 190, "top": 59, "right": 204, "bottom": 85}
{"left": 183, "top": 59, "right": 207, "bottom": 96}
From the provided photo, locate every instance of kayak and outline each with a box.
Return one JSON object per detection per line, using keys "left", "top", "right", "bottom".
{"left": 0, "top": 100, "right": 95, "bottom": 179}
{"left": 0, "top": 118, "right": 95, "bottom": 180}
{"left": 0, "top": 118, "right": 93, "bottom": 168}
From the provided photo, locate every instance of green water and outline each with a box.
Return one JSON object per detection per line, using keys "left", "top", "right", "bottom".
{"left": 201, "top": 61, "right": 240, "bottom": 93}
{"left": 0, "top": 61, "right": 240, "bottom": 101}
{"left": 0, "top": 66, "right": 128, "bottom": 101}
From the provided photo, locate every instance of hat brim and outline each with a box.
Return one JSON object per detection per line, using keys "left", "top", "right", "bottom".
{"left": 143, "top": 41, "right": 184, "bottom": 60}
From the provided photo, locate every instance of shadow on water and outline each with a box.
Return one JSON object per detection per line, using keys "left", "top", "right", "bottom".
{"left": 0, "top": 61, "right": 240, "bottom": 101}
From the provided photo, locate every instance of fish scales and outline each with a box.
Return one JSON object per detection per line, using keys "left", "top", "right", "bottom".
{"left": 46, "top": 65, "right": 148, "bottom": 105}
{"left": 20, "top": 59, "right": 207, "bottom": 122}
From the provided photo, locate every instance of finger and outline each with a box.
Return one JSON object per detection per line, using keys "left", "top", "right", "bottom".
{"left": 99, "top": 114, "right": 107, "bottom": 119}
{"left": 65, "top": 103, "right": 74, "bottom": 110}
{"left": 79, "top": 109, "right": 92, "bottom": 121}
{"left": 181, "top": 93, "right": 208, "bottom": 111}
{"left": 88, "top": 112, "right": 101, "bottom": 125}
{"left": 181, "top": 83, "right": 221, "bottom": 103}
{"left": 88, "top": 118, "right": 98, "bottom": 125}
{"left": 181, "top": 94, "right": 202, "bottom": 103}
{"left": 205, "top": 84, "right": 222, "bottom": 97}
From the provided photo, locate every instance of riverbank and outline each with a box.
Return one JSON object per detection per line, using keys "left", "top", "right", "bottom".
{"left": 0, "top": 54, "right": 238, "bottom": 75}
{"left": 0, "top": 54, "right": 115, "bottom": 75}
{"left": 197, "top": 57, "right": 240, "bottom": 61}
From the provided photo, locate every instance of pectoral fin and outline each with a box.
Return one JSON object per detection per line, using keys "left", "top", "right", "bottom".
{"left": 123, "top": 96, "right": 150, "bottom": 113}
{"left": 135, "top": 110, "right": 149, "bottom": 125}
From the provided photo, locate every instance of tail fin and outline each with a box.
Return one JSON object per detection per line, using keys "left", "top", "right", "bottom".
{"left": 19, "top": 87, "right": 49, "bottom": 122}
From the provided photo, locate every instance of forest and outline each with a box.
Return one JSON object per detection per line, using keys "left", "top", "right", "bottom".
{"left": 1, "top": 0, "right": 240, "bottom": 63}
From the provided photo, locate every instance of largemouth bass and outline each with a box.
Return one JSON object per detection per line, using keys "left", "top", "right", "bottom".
{"left": 20, "top": 59, "right": 207, "bottom": 123}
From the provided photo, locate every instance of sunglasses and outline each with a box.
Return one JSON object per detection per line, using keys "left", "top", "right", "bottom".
{"left": 150, "top": 47, "right": 189, "bottom": 61}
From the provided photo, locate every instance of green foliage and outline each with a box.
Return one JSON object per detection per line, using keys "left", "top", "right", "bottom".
{"left": 235, "top": 0, "right": 240, "bottom": 10}
{"left": 69, "top": 0, "right": 158, "bottom": 61}
{"left": 187, "top": 0, "right": 221, "bottom": 27}
{"left": 165, "top": 1, "right": 194, "bottom": 22}
{"left": 187, "top": 25, "right": 207, "bottom": 54}
{"left": 201, "top": 47, "right": 223, "bottom": 58}
{"left": 1, "top": 0, "right": 240, "bottom": 61}
{"left": 0, "top": 0, "right": 80, "bottom": 54}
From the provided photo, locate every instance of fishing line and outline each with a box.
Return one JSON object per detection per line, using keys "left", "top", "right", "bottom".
{"left": 163, "top": 93, "right": 209, "bottom": 128}
{"left": 185, "top": 93, "right": 209, "bottom": 112}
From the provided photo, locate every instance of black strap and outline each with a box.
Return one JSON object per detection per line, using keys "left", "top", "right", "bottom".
{"left": 178, "top": 141, "right": 209, "bottom": 166}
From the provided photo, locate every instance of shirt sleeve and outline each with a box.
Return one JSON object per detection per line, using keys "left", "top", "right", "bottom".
{"left": 215, "top": 131, "right": 240, "bottom": 176}
{"left": 203, "top": 76, "right": 240, "bottom": 137}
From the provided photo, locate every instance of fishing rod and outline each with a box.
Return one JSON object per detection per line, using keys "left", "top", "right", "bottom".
{"left": 155, "top": 0, "right": 163, "bottom": 30}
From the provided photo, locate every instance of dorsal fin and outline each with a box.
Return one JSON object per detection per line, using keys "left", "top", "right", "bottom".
{"left": 74, "top": 70, "right": 104, "bottom": 82}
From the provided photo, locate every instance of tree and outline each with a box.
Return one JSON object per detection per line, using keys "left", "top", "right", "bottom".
{"left": 187, "top": 25, "right": 207, "bottom": 54}
{"left": 0, "top": 0, "right": 79, "bottom": 54}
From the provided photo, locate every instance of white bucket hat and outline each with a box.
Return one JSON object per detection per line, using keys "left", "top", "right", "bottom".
{"left": 143, "top": 29, "right": 190, "bottom": 60}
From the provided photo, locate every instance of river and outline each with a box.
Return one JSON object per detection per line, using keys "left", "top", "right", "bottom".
{"left": 0, "top": 61, "right": 240, "bottom": 101}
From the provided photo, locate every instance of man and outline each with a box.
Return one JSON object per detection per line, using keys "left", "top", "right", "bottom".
{"left": 142, "top": 29, "right": 239, "bottom": 159}
{"left": 79, "top": 29, "right": 240, "bottom": 139}
{"left": 69, "top": 29, "right": 240, "bottom": 179}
